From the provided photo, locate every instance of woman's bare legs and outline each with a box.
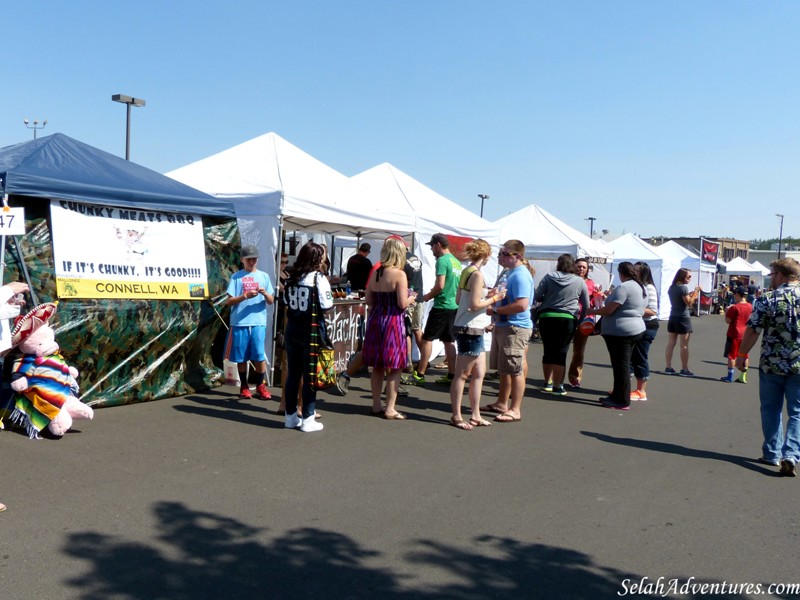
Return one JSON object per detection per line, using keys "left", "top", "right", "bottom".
{"left": 384, "top": 369, "right": 402, "bottom": 416}
{"left": 370, "top": 368, "right": 385, "bottom": 413}
{"left": 450, "top": 354, "right": 478, "bottom": 428}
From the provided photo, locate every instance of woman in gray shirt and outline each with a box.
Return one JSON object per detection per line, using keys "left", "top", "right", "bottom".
{"left": 591, "top": 262, "right": 646, "bottom": 410}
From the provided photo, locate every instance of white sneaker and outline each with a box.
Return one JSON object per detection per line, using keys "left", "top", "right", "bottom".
{"left": 285, "top": 412, "right": 302, "bottom": 429}
{"left": 301, "top": 416, "right": 324, "bottom": 433}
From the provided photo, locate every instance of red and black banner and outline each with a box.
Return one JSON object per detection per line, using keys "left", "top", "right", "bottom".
{"left": 700, "top": 238, "right": 719, "bottom": 266}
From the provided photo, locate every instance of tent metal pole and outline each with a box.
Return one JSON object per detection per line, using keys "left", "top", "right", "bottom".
{"left": 11, "top": 236, "right": 37, "bottom": 306}
{"left": 0, "top": 236, "right": 6, "bottom": 288}
{"left": 269, "top": 218, "right": 287, "bottom": 388}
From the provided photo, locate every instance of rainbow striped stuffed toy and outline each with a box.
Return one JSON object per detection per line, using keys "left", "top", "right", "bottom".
{"left": 8, "top": 303, "right": 93, "bottom": 439}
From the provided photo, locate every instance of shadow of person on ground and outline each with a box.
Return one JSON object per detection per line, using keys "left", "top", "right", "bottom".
{"left": 580, "top": 431, "right": 779, "bottom": 476}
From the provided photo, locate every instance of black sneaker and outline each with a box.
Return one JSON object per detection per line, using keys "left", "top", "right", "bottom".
{"left": 780, "top": 459, "right": 797, "bottom": 477}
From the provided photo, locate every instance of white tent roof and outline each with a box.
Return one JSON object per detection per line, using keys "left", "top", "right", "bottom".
{"left": 352, "top": 162, "right": 502, "bottom": 293}
{"left": 352, "top": 163, "right": 499, "bottom": 242}
{"left": 607, "top": 233, "right": 682, "bottom": 320}
{"left": 750, "top": 260, "right": 771, "bottom": 276}
{"left": 608, "top": 233, "right": 665, "bottom": 265}
{"left": 167, "top": 132, "right": 413, "bottom": 236}
{"left": 721, "top": 256, "right": 762, "bottom": 276}
{"left": 494, "top": 204, "right": 613, "bottom": 261}
{"left": 654, "top": 240, "right": 715, "bottom": 293}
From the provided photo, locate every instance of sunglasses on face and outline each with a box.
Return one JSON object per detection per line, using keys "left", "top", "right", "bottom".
{"left": 499, "top": 251, "right": 518, "bottom": 258}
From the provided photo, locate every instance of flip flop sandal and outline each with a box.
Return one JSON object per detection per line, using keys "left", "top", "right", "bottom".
{"left": 494, "top": 412, "right": 521, "bottom": 423}
{"left": 450, "top": 417, "right": 473, "bottom": 430}
{"left": 383, "top": 412, "right": 407, "bottom": 420}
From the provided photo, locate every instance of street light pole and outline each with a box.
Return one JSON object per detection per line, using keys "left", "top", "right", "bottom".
{"left": 776, "top": 213, "right": 785, "bottom": 259}
{"left": 23, "top": 119, "right": 47, "bottom": 139}
{"left": 478, "top": 194, "right": 489, "bottom": 218}
{"left": 111, "top": 94, "right": 146, "bottom": 160}
{"left": 586, "top": 217, "right": 597, "bottom": 238}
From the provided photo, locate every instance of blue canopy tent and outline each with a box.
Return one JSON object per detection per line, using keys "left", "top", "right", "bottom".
{"left": 0, "top": 134, "right": 240, "bottom": 409}
{"left": 0, "top": 133, "right": 234, "bottom": 217}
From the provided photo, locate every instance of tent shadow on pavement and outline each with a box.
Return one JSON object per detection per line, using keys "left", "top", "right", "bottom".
{"left": 60, "top": 500, "right": 666, "bottom": 600}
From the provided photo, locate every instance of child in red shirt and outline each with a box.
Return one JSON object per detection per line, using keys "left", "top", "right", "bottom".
{"left": 721, "top": 287, "right": 753, "bottom": 383}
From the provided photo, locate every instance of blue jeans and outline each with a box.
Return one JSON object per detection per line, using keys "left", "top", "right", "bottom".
{"left": 758, "top": 371, "right": 800, "bottom": 463}
{"left": 284, "top": 339, "right": 317, "bottom": 419}
{"left": 631, "top": 325, "right": 658, "bottom": 380}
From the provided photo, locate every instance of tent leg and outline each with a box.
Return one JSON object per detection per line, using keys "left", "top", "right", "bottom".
{"left": 10, "top": 236, "right": 37, "bottom": 306}
{"left": 268, "top": 219, "right": 287, "bottom": 388}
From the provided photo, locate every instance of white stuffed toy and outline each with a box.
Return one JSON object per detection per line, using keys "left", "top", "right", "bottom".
{"left": 9, "top": 302, "right": 93, "bottom": 439}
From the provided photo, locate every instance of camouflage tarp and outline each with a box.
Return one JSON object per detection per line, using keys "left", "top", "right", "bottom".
{"left": 2, "top": 198, "right": 239, "bottom": 408}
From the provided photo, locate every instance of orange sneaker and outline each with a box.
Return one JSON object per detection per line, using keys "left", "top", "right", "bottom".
{"left": 239, "top": 387, "right": 253, "bottom": 399}
{"left": 630, "top": 390, "right": 648, "bottom": 401}
{"left": 255, "top": 383, "right": 272, "bottom": 400}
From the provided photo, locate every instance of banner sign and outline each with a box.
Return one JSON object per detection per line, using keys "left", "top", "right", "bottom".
{"left": 700, "top": 238, "right": 720, "bottom": 267}
{"left": 50, "top": 200, "right": 209, "bottom": 300}
{"left": 325, "top": 300, "right": 364, "bottom": 373}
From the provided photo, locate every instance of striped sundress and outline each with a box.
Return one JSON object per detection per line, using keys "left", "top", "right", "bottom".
{"left": 363, "top": 291, "right": 407, "bottom": 370}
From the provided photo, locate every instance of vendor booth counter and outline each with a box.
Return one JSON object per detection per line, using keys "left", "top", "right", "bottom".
{"left": 327, "top": 296, "right": 366, "bottom": 373}
{"left": 274, "top": 296, "right": 366, "bottom": 383}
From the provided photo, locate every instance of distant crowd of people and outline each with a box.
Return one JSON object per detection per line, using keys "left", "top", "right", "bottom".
{"left": 221, "top": 235, "right": 800, "bottom": 479}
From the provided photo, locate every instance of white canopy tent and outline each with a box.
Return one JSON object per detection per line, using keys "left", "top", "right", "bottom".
{"left": 654, "top": 240, "right": 715, "bottom": 292}
{"left": 607, "top": 233, "right": 681, "bottom": 320}
{"left": 494, "top": 204, "right": 613, "bottom": 289}
{"left": 352, "top": 162, "right": 502, "bottom": 362}
{"left": 167, "top": 133, "right": 415, "bottom": 372}
{"left": 351, "top": 162, "right": 502, "bottom": 286}
{"left": 719, "top": 256, "right": 766, "bottom": 288}
{"left": 168, "top": 132, "right": 416, "bottom": 279}
{"left": 750, "top": 260, "right": 771, "bottom": 276}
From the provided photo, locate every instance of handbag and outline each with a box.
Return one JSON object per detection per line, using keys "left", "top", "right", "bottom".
{"left": 310, "top": 274, "right": 336, "bottom": 390}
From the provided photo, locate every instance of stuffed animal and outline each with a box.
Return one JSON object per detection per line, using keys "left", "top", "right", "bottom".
{"left": 8, "top": 302, "right": 93, "bottom": 439}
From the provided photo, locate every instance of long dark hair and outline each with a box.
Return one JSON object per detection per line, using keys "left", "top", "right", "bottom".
{"left": 288, "top": 242, "right": 325, "bottom": 285}
{"left": 618, "top": 261, "right": 646, "bottom": 298}
{"left": 672, "top": 268, "right": 691, "bottom": 286}
{"left": 634, "top": 261, "right": 655, "bottom": 286}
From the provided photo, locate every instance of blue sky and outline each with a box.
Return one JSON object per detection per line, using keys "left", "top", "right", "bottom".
{"left": 5, "top": 1, "right": 798, "bottom": 241}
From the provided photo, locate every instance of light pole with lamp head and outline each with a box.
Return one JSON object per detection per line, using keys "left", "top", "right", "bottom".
{"left": 23, "top": 119, "right": 47, "bottom": 139}
{"left": 478, "top": 194, "right": 489, "bottom": 218}
{"left": 776, "top": 213, "right": 785, "bottom": 259}
{"left": 111, "top": 94, "right": 146, "bottom": 160}
{"left": 586, "top": 216, "right": 597, "bottom": 238}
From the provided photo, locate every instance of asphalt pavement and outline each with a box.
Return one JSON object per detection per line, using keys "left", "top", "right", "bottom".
{"left": 1, "top": 312, "right": 798, "bottom": 600}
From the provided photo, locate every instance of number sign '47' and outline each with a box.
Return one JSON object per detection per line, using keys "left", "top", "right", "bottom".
{"left": 0, "top": 208, "right": 25, "bottom": 236}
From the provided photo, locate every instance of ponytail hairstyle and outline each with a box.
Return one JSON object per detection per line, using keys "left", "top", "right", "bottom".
{"left": 289, "top": 242, "right": 325, "bottom": 285}
{"left": 618, "top": 261, "right": 646, "bottom": 298}
{"left": 522, "top": 257, "right": 536, "bottom": 279}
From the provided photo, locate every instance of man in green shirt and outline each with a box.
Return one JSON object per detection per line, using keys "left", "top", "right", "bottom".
{"left": 414, "top": 233, "right": 463, "bottom": 385}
